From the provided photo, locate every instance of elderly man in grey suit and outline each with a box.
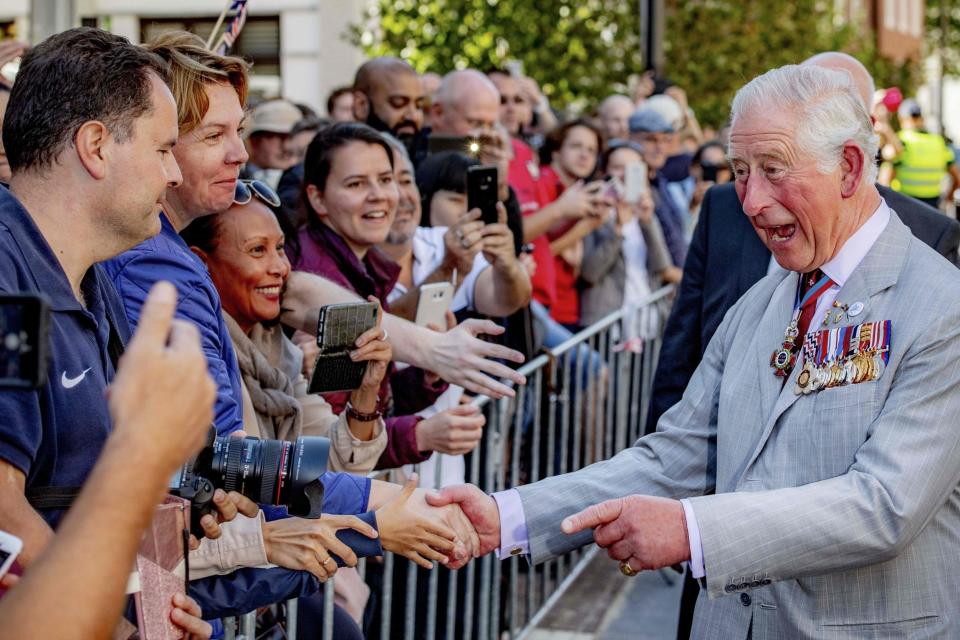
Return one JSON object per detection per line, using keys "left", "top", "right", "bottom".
{"left": 430, "top": 64, "right": 960, "bottom": 638}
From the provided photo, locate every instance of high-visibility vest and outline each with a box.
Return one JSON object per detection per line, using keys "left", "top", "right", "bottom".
{"left": 892, "top": 129, "right": 955, "bottom": 198}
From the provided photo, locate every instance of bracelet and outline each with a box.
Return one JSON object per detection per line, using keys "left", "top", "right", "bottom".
{"left": 346, "top": 400, "right": 381, "bottom": 422}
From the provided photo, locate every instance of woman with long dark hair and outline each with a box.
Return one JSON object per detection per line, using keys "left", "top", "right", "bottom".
{"left": 291, "top": 123, "right": 485, "bottom": 469}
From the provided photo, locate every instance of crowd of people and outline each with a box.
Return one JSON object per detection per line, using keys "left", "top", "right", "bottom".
{"left": 2, "top": 22, "right": 960, "bottom": 640}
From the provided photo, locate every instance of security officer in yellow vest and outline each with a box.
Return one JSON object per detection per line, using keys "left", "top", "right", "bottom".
{"left": 890, "top": 99, "right": 960, "bottom": 208}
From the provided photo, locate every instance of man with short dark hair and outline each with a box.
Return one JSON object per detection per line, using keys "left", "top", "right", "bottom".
{"left": 0, "top": 28, "right": 182, "bottom": 565}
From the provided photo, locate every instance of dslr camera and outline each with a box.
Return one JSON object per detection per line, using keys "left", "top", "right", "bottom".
{"left": 173, "top": 427, "right": 331, "bottom": 535}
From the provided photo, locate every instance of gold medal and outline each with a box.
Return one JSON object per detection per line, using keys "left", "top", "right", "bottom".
{"left": 830, "top": 362, "right": 843, "bottom": 388}
{"left": 795, "top": 362, "right": 814, "bottom": 395}
{"left": 851, "top": 354, "right": 866, "bottom": 384}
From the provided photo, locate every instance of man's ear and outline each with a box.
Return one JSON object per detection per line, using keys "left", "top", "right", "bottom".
{"left": 189, "top": 246, "right": 210, "bottom": 266}
{"left": 352, "top": 90, "right": 369, "bottom": 121}
{"left": 430, "top": 101, "right": 443, "bottom": 125}
{"left": 74, "top": 121, "right": 111, "bottom": 180}
{"left": 306, "top": 183, "right": 328, "bottom": 218}
{"left": 839, "top": 142, "right": 866, "bottom": 198}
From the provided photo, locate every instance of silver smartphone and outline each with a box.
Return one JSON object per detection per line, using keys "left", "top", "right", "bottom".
{"left": 415, "top": 282, "right": 455, "bottom": 328}
{"left": 624, "top": 161, "right": 648, "bottom": 204}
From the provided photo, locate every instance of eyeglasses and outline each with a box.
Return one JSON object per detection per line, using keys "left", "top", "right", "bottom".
{"left": 234, "top": 179, "right": 281, "bottom": 208}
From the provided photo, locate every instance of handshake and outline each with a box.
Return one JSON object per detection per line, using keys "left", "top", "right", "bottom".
{"left": 421, "top": 484, "right": 692, "bottom": 574}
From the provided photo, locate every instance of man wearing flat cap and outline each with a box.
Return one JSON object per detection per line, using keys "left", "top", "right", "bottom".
{"left": 242, "top": 98, "right": 302, "bottom": 188}
{"left": 629, "top": 107, "right": 688, "bottom": 266}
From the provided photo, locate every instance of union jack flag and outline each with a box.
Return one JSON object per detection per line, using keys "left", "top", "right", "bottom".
{"left": 215, "top": 0, "right": 248, "bottom": 55}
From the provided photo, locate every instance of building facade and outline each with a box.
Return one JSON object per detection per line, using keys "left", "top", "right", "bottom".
{"left": 0, "top": 0, "right": 369, "bottom": 116}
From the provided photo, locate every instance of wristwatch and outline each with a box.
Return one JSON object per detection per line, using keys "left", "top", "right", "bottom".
{"left": 345, "top": 399, "right": 381, "bottom": 422}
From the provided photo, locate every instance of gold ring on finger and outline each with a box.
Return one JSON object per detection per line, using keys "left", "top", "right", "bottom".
{"left": 619, "top": 561, "right": 638, "bottom": 577}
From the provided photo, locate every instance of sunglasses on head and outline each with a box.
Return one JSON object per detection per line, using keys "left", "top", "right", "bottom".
{"left": 234, "top": 179, "right": 281, "bottom": 208}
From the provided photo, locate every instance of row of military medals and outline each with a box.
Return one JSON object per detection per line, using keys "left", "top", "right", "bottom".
{"left": 794, "top": 308, "right": 889, "bottom": 395}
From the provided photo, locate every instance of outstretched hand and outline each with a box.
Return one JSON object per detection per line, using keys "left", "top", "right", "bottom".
{"left": 425, "top": 319, "right": 526, "bottom": 399}
{"left": 561, "top": 495, "right": 690, "bottom": 574}
{"left": 377, "top": 474, "right": 458, "bottom": 569}
{"left": 426, "top": 483, "right": 500, "bottom": 569}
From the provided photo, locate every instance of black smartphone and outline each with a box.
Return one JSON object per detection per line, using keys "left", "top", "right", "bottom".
{"left": 0, "top": 294, "right": 50, "bottom": 389}
{"left": 308, "top": 301, "right": 378, "bottom": 394}
{"left": 467, "top": 165, "right": 499, "bottom": 225}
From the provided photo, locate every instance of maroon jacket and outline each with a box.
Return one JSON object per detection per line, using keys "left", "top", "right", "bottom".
{"left": 292, "top": 221, "right": 447, "bottom": 469}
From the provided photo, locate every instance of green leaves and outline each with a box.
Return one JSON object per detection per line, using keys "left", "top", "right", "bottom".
{"left": 348, "top": 0, "right": 922, "bottom": 129}
{"left": 665, "top": 0, "right": 921, "bottom": 128}
{"left": 348, "top": 0, "right": 644, "bottom": 110}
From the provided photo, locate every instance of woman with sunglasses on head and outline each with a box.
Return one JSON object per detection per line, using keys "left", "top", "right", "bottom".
{"left": 180, "top": 195, "right": 391, "bottom": 473}
{"left": 290, "top": 122, "right": 486, "bottom": 470}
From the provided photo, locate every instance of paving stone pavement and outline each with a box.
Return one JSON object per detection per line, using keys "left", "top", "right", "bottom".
{"left": 525, "top": 551, "right": 684, "bottom": 640}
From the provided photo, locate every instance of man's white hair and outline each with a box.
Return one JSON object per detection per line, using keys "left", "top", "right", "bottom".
{"left": 731, "top": 64, "right": 879, "bottom": 185}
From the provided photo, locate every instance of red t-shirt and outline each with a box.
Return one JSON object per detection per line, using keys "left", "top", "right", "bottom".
{"left": 536, "top": 165, "right": 579, "bottom": 326}
{"left": 507, "top": 138, "right": 557, "bottom": 309}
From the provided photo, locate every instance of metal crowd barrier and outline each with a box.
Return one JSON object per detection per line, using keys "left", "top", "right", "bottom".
{"left": 222, "top": 285, "right": 674, "bottom": 639}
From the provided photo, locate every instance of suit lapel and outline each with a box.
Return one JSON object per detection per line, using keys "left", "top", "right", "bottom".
{"left": 751, "top": 271, "right": 799, "bottom": 421}
{"left": 742, "top": 212, "right": 911, "bottom": 474}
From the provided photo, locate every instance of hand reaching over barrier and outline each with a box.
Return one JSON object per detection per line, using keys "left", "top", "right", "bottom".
{"left": 262, "top": 514, "right": 379, "bottom": 581}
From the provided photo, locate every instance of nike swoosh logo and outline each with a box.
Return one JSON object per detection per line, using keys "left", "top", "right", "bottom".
{"left": 61, "top": 368, "right": 91, "bottom": 389}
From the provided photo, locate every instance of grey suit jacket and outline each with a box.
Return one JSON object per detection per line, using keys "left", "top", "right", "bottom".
{"left": 517, "top": 210, "right": 960, "bottom": 638}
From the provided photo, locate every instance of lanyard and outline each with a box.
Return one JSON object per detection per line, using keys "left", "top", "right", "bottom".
{"left": 789, "top": 272, "right": 833, "bottom": 328}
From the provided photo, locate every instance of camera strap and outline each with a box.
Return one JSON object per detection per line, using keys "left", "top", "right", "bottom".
{"left": 26, "top": 309, "right": 127, "bottom": 513}
{"left": 25, "top": 486, "right": 82, "bottom": 510}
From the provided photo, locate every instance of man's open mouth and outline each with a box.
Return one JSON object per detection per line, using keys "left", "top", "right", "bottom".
{"left": 769, "top": 224, "right": 796, "bottom": 243}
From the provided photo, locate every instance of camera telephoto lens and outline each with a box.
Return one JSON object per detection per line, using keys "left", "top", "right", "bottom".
{"left": 209, "top": 435, "right": 329, "bottom": 518}
{"left": 178, "top": 428, "right": 330, "bottom": 522}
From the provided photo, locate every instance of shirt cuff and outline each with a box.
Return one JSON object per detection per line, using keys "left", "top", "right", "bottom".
{"left": 491, "top": 489, "right": 529, "bottom": 560}
{"left": 681, "top": 498, "right": 705, "bottom": 579}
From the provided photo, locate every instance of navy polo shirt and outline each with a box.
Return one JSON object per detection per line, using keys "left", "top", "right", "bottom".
{"left": 0, "top": 186, "right": 130, "bottom": 528}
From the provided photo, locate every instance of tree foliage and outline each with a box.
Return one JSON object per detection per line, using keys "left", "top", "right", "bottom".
{"left": 350, "top": 0, "right": 922, "bottom": 130}
{"left": 347, "top": 0, "right": 644, "bottom": 113}
{"left": 927, "top": 0, "right": 960, "bottom": 77}
{"left": 665, "top": 0, "right": 921, "bottom": 129}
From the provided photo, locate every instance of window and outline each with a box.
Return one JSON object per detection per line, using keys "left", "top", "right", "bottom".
{"left": 140, "top": 15, "right": 281, "bottom": 77}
